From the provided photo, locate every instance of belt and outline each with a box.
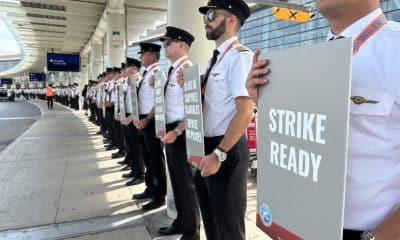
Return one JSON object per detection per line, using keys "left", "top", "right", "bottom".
{"left": 343, "top": 229, "right": 363, "bottom": 240}
{"left": 166, "top": 121, "right": 181, "bottom": 131}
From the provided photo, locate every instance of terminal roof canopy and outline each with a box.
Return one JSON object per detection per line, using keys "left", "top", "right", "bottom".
{"left": 0, "top": 0, "right": 166, "bottom": 77}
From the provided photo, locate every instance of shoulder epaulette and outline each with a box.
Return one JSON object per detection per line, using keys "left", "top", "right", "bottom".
{"left": 235, "top": 44, "right": 249, "bottom": 52}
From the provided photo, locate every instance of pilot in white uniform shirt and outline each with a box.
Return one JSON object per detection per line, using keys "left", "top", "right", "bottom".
{"left": 138, "top": 62, "right": 159, "bottom": 115}
{"left": 327, "top": 8, "right": 400, "bottom": 231}
{"left": 165, "top": 55, "right": 191, "bottom": 124}
{"left": 203, "top": 36, "right": 253, "bottom": 137}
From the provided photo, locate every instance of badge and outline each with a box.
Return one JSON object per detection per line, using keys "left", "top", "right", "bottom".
{"left": 259, "top": 202, "right": 272, "bottom": 227}
{"left": 351, "top": 96, "right": 379, "bottom": 105}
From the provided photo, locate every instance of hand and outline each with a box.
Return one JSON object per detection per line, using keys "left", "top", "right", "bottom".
{"left": 125, "top": 117, "right": 133, "bottom": 125}
{"left": 114, "top": 113, "right": 120, "bottom": 121}
{"left": 135, "top": 118, "right": 149, "bottom": 130}
{"left": 161, "top": 130, "right": 178, "bottom": 144}
{"left": 121, "top": 118, "right": 127, "bottom": 125}
{"left": 246, "top": 48, "right": 270, "bottom": 103}
{"left": 199, "top": 153, "right": 222, "bottom": 177}
{"left": 177, "top": 68, "right": 184, "bottom": 88}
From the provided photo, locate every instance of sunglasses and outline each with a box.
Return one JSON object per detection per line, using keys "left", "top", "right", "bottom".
{"left": 203, "top": 10, "right": 228, "bottom": 22}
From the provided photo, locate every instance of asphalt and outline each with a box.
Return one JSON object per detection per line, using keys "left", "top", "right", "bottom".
{"left": 0, "top": 101, "right": 40, "bottom": 152}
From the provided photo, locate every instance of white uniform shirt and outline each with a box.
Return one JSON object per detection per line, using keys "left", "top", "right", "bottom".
{"left": 165, "top": 56, "right": 191, "bottom": 124}
{"left": 203, "top": 36, "right": 253, "bottom": 137}
{"left": 327, "top": 8, "right": 400, "bottom": 230}
{"left": 109, "top": 80, "right": 116, "bottom": 103}
{"left": 74, "top": 87, "right": 80, "bottom": 97}
{"left": 138, "top": 62, "right": 159, "bottom": 115}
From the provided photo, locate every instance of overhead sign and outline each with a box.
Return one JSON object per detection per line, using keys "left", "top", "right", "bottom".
{"left": 154, "top": 70, "right": 166, "bottom": 138}
{"left": 183, "top": 64, "right": 205, "bottom": 168}
{"left": 257, "top": 39, "right": 353, "bottom": 240}
{"left": 47, "top": 53, "right": 80, "bottom": 72}
{"left": 29, "top": 72, "right": 46, "bottom": 82}
{"left": 1, "top": 78, "right": 13, "bottom": 85}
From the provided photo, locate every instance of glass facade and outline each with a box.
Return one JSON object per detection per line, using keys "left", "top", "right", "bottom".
{"left": 239, "top": 0, "right": 400, "bottom": 52}
{"left": 127, "top": 0, "right": 400, "bottom": 72}
{"left": 0, "top": 59, "right": 20, "bottom": 72}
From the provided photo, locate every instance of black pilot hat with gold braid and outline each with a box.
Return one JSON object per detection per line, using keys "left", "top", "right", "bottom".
{"left": 199, "top": 0, "right": 251, "bottom": 25}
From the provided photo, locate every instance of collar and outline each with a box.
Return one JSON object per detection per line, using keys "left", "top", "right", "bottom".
{"left": 172, "top": 55, "right": 189, "bottom": 69}
{"left": 145, "top": 62, "right": 159, "bottom": 72}
{"left": 327, "top": 8, "right": 383, "bottom": 40}
{"left": 217, "top": 36, "right": 238, "bottom": 53}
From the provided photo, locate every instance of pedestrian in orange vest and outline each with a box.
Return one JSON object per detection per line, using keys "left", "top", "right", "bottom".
{"left": 46, "top": 84, "right": 54, "bottom": 110}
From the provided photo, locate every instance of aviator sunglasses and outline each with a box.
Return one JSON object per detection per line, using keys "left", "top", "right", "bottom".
{"left": 204, "top": 10, "right": 229, "bottom": 22}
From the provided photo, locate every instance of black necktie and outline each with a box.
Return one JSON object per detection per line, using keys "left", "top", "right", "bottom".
{"left": 201, "top": 50, "right": 220, "bottom": 102}
{"left": 201, "top": 50, "right": 220, "bottom": 88}
{"left": 137, "top": 70, "right": 147, "bottom": 94}
{"left": 164, "top": 66, "right": 174, "bottom": 94}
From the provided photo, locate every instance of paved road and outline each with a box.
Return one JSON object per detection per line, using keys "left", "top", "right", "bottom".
{"left": 0, "top": 101, "right": 40, "bottom": 152}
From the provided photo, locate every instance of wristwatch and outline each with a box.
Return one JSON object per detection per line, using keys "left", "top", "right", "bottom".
{"left": 360, "top": 231, "right": 376, "bottom": 240}
{"left": 174, "top": 128, "right": 182, "bottom": 136}
{"left": 213, "top": 147, "right": 227, "bottom": 162}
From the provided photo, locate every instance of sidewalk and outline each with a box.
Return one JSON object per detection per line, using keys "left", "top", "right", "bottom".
{"left": 0, "top": 99, "right": 265, "bottom": 240}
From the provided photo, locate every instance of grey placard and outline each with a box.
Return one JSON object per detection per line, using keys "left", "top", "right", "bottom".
{"left": 183, "top": 64, "right": 205, "bottom": 168}
{"left": 118, "top": 84, "right": 125, "bottom": 121}
{"left": 256, "top": 39, "right": 352, "bottom": 240}
{"left": 154, "top": 70, "right": 166, "bottom": 138}
{"left": 129, "top": 75, "right": 140, "bottom": 124}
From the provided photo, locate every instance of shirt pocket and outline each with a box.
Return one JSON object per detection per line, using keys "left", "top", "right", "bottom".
{"left": 207, "top": 71, "right": 228, "bottom": 101}
{"left": 349, "top": 87, "right": 395, "bottom": 154}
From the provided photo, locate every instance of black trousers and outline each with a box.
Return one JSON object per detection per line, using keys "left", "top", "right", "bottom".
{"left": 46, "top": 96, "right": 53, "bottom": 109}
{"left": 97, "top": 108, "right": 106, "bottom": 132}
{"left": 194, "top": 135, "right": 249, "bottom": 240}
{"left": 125, "top": 114, "right": 145, "bottom": 176}
{"left": 140, "top": 115, "right": 166, "bottom": 200}
{"left": 90, "top": 103, "right": 97, "bottom": 122}
{"left": 74, "top": 96, "right": 79, "bottom": 110}
{"left": 343, "top": 229, "right": 363, "bottom": 240}
{"left": 165, "top": 122, "right": 200, "bottom": 237}
{"left": 105, "top": 107, "right": 115, "bottom": 143}
{"left": 113, "top": 119, "right": 125, "bottom": 153}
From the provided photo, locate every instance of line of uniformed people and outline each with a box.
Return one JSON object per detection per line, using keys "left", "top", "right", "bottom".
{"left": 85, "top": 1, "right": 253, "bottom": 240}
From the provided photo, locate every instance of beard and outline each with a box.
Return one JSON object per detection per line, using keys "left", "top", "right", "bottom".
{"left": 206, "top": 19, "right": 226, "bottom": 40}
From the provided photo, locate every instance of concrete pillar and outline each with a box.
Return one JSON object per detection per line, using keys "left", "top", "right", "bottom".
{"left": 80, "top": 56, "right": 89, "bottom": 86}
{"left": 106, "top": 10, "right": 126, "bottom": 68}
{"left": 163, "top": 0, "right": 214, "bottom": 220}
{"left": 91, "top": 42, "right": 103, "bottom": 79}
{"left": 168, "top": 0, "right": 214, "bottom": 71}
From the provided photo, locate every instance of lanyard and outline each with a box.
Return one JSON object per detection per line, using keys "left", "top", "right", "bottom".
{"left": 214, "top": 39, "right": 239, "bottom": 67}
{"left": 168, "top": 56, "right": 189, "bottom": 81}
{"left": 201, "top": 39, "right": 240, "bottom": 99}
{"left": 146, "top": 63, "right": 159, "bottom": 74}
{"left": 353, "top": 13, "right": 387, "bottom": 55}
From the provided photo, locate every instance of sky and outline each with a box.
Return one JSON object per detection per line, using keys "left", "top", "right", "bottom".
{"left": 0, "top": 18, "right": 21, "bottom": 56}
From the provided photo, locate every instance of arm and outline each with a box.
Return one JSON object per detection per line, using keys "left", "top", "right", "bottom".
{"left": 135, "top": 107, "right": 155, "bottom": 129}
{"left": 218, "top": 97, "right": 253, "bottom": 151}
{"left": 162, "top": 120, "right": 186, "bottom": 144}
{"left": 372, "top": 207, "right": 400, "bottom": 240}
{"left": 199, "top": 96, "right": 253, "bottom": 177}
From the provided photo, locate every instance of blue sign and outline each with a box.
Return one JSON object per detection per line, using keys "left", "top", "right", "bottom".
{"left": 1, "top": 78, "right": 13, "bottom": 85}
{"left": 29, "top": 72, "right": 46, "bottom": 82}
{"left": 47, "top": 53, "right": 80, "bottom": 72}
